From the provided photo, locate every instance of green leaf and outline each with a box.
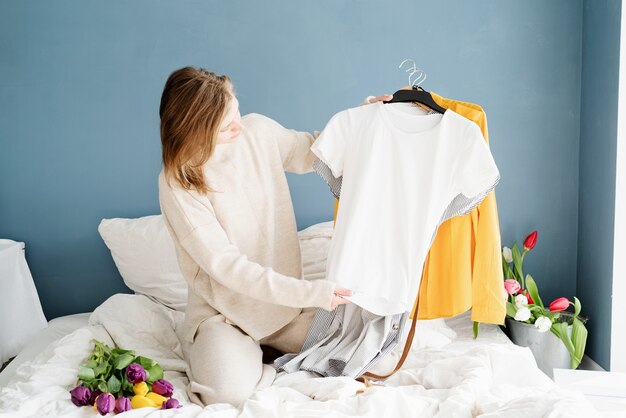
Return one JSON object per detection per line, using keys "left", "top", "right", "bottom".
{"left": 525, "top": 275, "right": 544, "bottom": 309}
{"left": 112, "top": 354, "right": 135, "bottom": 370}
{"left": 97, "top": 381, "right": 108, "bottom": 393}
{"left": 112, "top": 348, "right": 135, "bottom": 357}
{"left": 473, "top": 321, "right": 479, "bottom": 339}
{"left": 93, "top": 340, "right": 112, "bottom": 355}
{"left": 573, "top": 297, "right": 582, "bottom": 317}
{"left": 528, "top": 305, "right": 544, "bottom": 312}
{"left": 511, "top": 243, "right": 524, "bottom": 282}
{"left": 501, "top": 254, "right": 508, "bottom": 278}
{"left": 506, "top": 301, "right": 517, "bottom": 318}
{"left": 78, "top": 366, "right": 95, "bottom": 382}
{"left": 84, "top": 359, "right": 98, "bottom": 369}
{"left": 502, "top": 255, "right": 514, "bottom": 280}
{"left": 107, "top": 374, "right": 122, "bottom": 394}
{"left": 552, "top": 322, "right": 576, "bottom": 357}
{"left": 570, "top": 318, "right": 588, "bottom": 369}
{"left": 146, "top": 364, "right": 163, "bottom": 383}
{"left": 93, "top": 362, "right": 109, "bottom": 377}
{"left": 135, "top": 356, "right": 157, "bottom": 370}
{"left": 122, "top": 373, "right": 133, "bottom": 392}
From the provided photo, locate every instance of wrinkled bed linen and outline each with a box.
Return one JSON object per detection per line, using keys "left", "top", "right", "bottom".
{"left": 0, "top": 294, "right": 598, "bottom": 417}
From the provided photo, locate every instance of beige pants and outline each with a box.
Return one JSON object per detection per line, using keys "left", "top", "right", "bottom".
{"left": 185, "top": 307, "right": 317, "bottom": 407}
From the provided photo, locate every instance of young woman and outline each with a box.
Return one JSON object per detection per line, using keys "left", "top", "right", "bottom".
{"left": 158, "top": 66, "right": 390, "bottom": 406}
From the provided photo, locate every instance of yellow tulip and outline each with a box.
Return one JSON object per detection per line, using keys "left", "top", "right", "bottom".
{"left": 145, "top": 391, "right": 167, "bottom": 407}
{"left": 133, "top": 381, "right": 149, "bottom": 396}
{"left": 130, "top": 395, "right": 156, "bottom": 409}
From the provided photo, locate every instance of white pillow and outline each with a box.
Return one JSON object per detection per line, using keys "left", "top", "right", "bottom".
{"left": 98, "top": 215, "right": 188, "bottom": 311}
{"left": 98, "top": 216, "right": 335, "bottom": 311}
{"left": 298, "top": 221, "right": 334, "bottom": 281}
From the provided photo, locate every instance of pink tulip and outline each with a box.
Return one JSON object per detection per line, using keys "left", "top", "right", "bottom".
{"left": 549, "top": 297, "right": 570, "bottom": 312}
{"left": 504, "top": 279, "right": 521, "bottom": 295}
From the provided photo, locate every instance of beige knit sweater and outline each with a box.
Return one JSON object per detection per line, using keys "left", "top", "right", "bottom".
{"left": 159, "top": 113, "right": 336, "bottom": 342}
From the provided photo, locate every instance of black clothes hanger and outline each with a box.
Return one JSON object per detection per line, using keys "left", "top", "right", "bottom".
{"left": 383, "top": 86, "right": 447, "bottom": 114}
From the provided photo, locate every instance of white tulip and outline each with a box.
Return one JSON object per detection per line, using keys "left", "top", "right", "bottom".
{"left": 514, "top": 307, "right": 531, "bottom": 321}
{"left": 502, "top": 247, "right": 513, "bottom": 263}
{"left": 514, "top": 294, "right": 528, "bottom": 308}
{"left": 534, "top": 316, "right": 552, "bottom": 333}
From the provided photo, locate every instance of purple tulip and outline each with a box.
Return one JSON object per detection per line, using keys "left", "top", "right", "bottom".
{"left": 69, "top": 385, "right": 91, "bottom": 406}
{"left": 88, "top": 389, "right": 102, "bottom": 405}
{"left": 114, "top": 396, "right": 131, "bottom": 413}
{"left": 126, "top": 363, "right": 146, "bottom": 384}
{"left": 152, "top": 379, "right": 174, "bottom": 397}
{"left": 161, "top": 398, "right": 181, "bottom": 409}
{"left": 95, "top": 392, "right": 115, "bottom": 415}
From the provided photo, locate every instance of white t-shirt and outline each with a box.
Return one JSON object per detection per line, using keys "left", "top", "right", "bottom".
{"left": 311, "top": 101, "right": 500, "bottom": 316}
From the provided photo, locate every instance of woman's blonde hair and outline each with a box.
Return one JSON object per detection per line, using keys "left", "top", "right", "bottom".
{"left": 159, "top": 67, "right": 232, "bottom": 193}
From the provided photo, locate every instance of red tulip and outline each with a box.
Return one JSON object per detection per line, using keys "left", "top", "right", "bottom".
{"left": 549, "top": 297, "right": 570, "bottom": 312}
{"left": 524, "top": 231, "right": 538, "bottom": 250}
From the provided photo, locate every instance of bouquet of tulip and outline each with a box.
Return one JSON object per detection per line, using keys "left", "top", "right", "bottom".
{"left": 69, "top": 340, "right": 182, "bottom": 415}
{"left": 502, "top": 231, "right": 588, "bottom": 369}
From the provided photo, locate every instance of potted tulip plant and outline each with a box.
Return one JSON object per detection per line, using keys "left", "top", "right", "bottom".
{"left": 502, "top": 231, "right": 588, "bottom": 375}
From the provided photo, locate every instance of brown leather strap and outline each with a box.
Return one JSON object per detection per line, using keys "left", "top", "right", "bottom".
{"left": 355, "top": 296, "right": 419, "bottom": 382}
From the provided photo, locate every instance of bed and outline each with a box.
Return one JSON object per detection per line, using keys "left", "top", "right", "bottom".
{"left": 0, "top": 218, "right": 602, "bottom": 417}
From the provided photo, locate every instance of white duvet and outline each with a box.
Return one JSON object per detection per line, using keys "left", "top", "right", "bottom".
{"left": 0, "top": 294, "right": 598, "bottom": 417}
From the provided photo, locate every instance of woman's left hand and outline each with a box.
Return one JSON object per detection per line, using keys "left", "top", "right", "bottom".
{"left": 331, "top": 287, "right": 353, "bottom": 310}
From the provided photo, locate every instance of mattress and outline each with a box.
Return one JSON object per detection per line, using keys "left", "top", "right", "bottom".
{"left": 0, "top": 293, "right": 601, "bottom": 417}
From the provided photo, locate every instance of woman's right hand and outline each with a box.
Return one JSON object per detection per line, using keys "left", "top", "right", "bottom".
{"left": 360, "top": 95, "right": 393, "bottom": 106}
{"left": 331, "top": 287, "right": 353, "bottom": 310}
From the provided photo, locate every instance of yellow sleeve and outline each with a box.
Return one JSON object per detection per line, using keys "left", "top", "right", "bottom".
{"left": 469, "top": 192, "right": 506, "bottom": 324}
{"left": 466, "top": 112, "right": 505, "bottom": 324}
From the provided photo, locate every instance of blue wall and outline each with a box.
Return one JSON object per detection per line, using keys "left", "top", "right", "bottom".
{"left": 0, "top": 1, "right": 586, "bottom": 336}
{"left": 578, "top": 0, "right": 621, "bottom": 370}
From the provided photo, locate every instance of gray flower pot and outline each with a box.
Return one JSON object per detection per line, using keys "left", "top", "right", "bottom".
{"left": 505, "top": 317, "right": 572, "bottom": 378}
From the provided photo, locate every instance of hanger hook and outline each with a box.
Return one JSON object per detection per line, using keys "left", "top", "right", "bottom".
{"left": 398, "top": 59, "right": 427, "bottom": 88}
{"left": 412, "top": 69, "right": 426, "bottom": 88}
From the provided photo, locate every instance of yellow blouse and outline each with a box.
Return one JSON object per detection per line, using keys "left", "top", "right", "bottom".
{"left": 333, "top": 92, "right": 505, "bottom": 325}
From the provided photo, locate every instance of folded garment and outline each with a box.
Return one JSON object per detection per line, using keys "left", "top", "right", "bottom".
{"left": 274, "top": 304, "right": 408, "bottom": 378}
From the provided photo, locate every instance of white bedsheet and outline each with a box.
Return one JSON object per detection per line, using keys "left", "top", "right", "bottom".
{"left": 0, "top": 294, "right": 599, "bottom": 417}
